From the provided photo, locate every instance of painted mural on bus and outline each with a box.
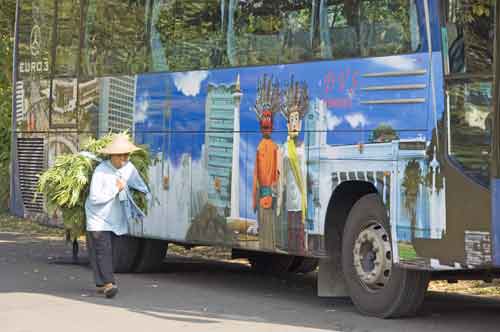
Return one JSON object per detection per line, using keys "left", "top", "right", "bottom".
{"left": 132, "top": 54, "right": 447, "bottom": 259}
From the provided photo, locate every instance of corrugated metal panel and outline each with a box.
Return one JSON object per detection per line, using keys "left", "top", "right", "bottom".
{"left": 17, "top": 137, "right": 45, "bottom": 213}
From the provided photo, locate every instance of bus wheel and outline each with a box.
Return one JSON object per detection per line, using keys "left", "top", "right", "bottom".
{"left": 341, "top": 194, "right": 429, "bottom": 318}
{"left": 133, "top": 239, "right": 168, "bottom": 273}
{"left": 249, "top": 253, "right": 295, "bottom": 274}
{"left": 288, "top": 257, "right": 319, "bottom": 274}
{"left": 112, "top": 235, "right": 141, "bottom": 273}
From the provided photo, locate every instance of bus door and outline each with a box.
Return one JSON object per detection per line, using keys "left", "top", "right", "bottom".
{"left": 431, "top": 0, "right": 495, "bottom": 267}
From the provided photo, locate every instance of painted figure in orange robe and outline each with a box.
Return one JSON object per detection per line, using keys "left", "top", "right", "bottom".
{"left": 252, "top": 75, "right": 280, "bottom": 251}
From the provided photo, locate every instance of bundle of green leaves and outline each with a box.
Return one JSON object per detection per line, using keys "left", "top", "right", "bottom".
{"left": 37, "top": 133, "right": 151, "bottom": 240}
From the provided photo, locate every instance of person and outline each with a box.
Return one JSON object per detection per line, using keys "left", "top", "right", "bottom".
{"left": 85, "top": 135, "right": 150, "bottom": 298}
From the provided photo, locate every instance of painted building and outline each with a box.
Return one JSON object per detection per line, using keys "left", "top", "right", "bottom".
{"left": 98, "top": 76, "right": 136, "bottom": 136}
{"left": 204, "top": 76, "right": 242, "bottom": 216}
{"left": 15, "top": 81, "right": 25, "bottom": 125}
{"left": 304, "top": 99, "right": 328, "bottom": 234}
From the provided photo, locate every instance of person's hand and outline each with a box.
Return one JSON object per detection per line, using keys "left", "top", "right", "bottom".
{"left": 116, "top": 178, "right": 126, "bottom": 191}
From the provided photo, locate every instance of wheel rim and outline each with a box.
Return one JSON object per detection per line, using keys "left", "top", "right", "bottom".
{"left": 353, "top": 221, "right": 392, "bottom": 291}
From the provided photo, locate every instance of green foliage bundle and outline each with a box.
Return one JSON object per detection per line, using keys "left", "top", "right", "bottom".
{"left": 37, "top": 133, "right": 151, "bottom": 240}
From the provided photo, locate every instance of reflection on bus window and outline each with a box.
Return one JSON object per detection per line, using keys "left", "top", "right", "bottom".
{"left": 229, "top": 1, "right": 314, "bottom": 66}
{"left": 53, "top": 0, "right": 80, "bottom": 76}
{"left": 443, "top": 0, "right": 495, "bottom": 74}
{"left": 81, "top": 0, "right": 148, "bottom": 77}
{"left": 448, "top": 80, "right": 492, "bottom": 186}
{"left": 16, "top": 0, "right": 428, "bottom": 77}
{"left": 318, "top": 0, "right": 422, "bottom": 60}
{"left": 153, "top": 0, "right": 225, "bottom": 71}
{"left": 18, "top": 1, "right": 53, "bottom": 80}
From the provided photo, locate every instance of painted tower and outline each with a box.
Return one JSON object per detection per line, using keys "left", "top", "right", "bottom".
{"left": 304, "top": 98, "right": 328, "bottom": 148}
{"left": 304, "top": 99, "right": 329, "bottom": 234}
{"left": 230, "top": 75, "right": 242, "bottom": 219}
{"left": 204, "top": 76, "right": 241, "bottom": 216}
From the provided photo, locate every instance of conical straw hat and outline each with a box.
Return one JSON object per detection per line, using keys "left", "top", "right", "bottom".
{"left": 100, "top": 135, "right": 141, "bottom": 155}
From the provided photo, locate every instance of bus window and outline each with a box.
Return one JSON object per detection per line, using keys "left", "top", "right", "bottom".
{"left": 153, "top": 0, "right": 225, "bottom": 72}
{"left": 81, "top": 0, "right": 148, "bottom": 77}
{"left": 443, "top": 0, "right": 495, "bottom": 74}
{"left": 447, "top": 80, "right": 492, "bottom": 186}
{"left": 228, "top": 0, "right": 314, "bottom": 67}
{"left": 53, "top": 0, "right": 80, "bottom": 77}
{"left": 17, "top": 1, "right": 53, "bottom": 80}
{"left": 443, "top": 0, "right": 495, "bottom": 187}
{"left": 318, "top": 0, "right": 422, "bottom": 60}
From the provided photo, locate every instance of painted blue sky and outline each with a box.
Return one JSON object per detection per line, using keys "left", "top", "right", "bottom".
{"left": 134, "top": 54, "right": 443, "bottom": 219}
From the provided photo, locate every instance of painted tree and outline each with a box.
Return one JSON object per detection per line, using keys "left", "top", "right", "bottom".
{"left": 402, "top": 160, "right": 422, "bottom": 241}
{"left": 371, "top": 124, "right": 399, "bottom": 143}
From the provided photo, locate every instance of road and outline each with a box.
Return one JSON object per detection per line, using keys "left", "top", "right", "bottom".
{"left": 1, "top": 231, "right": 499, "bottom": 332}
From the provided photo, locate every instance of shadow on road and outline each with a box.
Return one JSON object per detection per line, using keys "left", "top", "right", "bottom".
{"left": 1, "top": 232, "right": 500, "bottom": 331}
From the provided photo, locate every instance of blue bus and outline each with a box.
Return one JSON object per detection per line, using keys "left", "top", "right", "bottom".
{"left": 10, "top": 0, "right": 500, "bottom": 317}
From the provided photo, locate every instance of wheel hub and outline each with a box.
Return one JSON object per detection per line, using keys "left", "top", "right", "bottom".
{"left": 353, "top": 222, "right": 392, "bottom": 291}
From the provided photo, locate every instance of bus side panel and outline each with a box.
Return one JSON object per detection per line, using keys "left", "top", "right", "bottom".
{"left": 13, "top": 77, "right": 90, "bottom": 228}
{"left": 132, "top": 54, "right": 449, "bottom": 260}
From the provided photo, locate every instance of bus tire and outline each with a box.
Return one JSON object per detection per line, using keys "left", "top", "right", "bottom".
{"left": 288, "top": 256, "right": 319, "bottom": 274}
{"left": 112, "top": 235, "right": 141, "bottom": 273}
{"left": 341, "top": 193, "right": 429, "bottom": 318}
{"left": 133, "top": 239, "right": 168, "bottom": 273}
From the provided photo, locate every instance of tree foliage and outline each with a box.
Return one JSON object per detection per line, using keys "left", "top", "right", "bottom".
{"left": 0, "top": 0, "right": 15, "bottom": 209}
{"left": 81, "top": 0, "right": 148, "bottom": 77}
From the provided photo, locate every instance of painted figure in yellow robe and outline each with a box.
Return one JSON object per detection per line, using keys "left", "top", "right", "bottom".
{"left": 278, "top": 77, "right": 309, "bottom": 254}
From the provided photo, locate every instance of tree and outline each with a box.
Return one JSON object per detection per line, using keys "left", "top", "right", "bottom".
{"left": 0, "top": 0, "right": 16, "bottom": 209}
{"left": 450, "top": 0, "right": 494, "bottom": 73}
{"left": 371, "top": 124, "right": 399, "bottom": 143}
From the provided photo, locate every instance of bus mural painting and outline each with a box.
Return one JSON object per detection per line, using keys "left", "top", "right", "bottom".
{"left": 252, "top": 75, "right": 280, "bottom": 252}
{"left": 323, "top": 69, "right": 359, "bottom": 109}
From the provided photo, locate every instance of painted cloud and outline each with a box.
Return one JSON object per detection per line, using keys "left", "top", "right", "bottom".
{"left": 345, "top": 113, "right": 368, "bottom": 128}
{"left": 135, "top": 93, "right": 149, "bottom": 123}
{"left": 173, "top": 71, "right": 209, "bottom": 97}
{"left": 326, "top": 113, "right": 343, "bottom": 130}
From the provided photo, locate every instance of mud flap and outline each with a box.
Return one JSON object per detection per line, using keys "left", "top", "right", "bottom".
{"left": 318, "top": 256, "right": 348, "bottom": 297}
{"left": 492, "top": 179, "right": 500, "bottom": 266}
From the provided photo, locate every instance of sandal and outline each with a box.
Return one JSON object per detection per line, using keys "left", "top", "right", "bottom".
{"left": 103, "top": 284, "right": 119, "bottom": 299}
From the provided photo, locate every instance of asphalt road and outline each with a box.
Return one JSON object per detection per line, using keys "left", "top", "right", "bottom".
{"left": 1, "top": 231, "right": 500, "bottom": 332}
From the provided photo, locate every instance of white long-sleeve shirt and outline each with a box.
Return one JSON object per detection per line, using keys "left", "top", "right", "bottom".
{"left": 85, "top": 160, "right": 147, "bottom": 235}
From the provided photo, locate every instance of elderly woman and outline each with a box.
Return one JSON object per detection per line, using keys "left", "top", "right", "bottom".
{"left": 85, "top": 135, "right": 149, "bottom": 298}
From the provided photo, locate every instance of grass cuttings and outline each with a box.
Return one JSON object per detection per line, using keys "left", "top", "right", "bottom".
{"left": 36, "top": 133, "right": 151, "bottom": 240}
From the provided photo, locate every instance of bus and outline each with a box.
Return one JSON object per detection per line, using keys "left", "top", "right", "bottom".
{"left": 9, "top": 0, "right": 500, "bottom": 318}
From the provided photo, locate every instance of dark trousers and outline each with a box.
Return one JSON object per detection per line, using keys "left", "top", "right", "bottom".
{"left": 87, "top": 231, "right": 115, "bottom": 286}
